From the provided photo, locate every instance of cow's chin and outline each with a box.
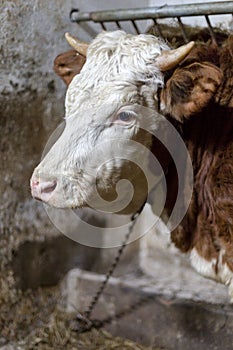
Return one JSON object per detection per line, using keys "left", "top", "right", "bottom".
{"left": 34, "top": 190, "right": 86, "bottom": 209}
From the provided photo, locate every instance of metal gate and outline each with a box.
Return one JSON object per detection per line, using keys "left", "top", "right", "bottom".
{"left": 70, "top": 1, "right": 233, "bottom": 45}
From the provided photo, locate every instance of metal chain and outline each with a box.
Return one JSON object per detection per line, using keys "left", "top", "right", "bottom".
{"left": 75, "top": 204, "right": 145, "bottom": 333}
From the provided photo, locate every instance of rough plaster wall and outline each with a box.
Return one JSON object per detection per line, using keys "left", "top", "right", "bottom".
{"left": 1, "top": 1, "right": 77, "bottom": 249}
{"left": 0, "top": 1, "right": 84, "bottom": 306}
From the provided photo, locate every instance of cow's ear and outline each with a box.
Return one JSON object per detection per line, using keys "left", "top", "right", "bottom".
{"left": 160, "top": 62, "right": 222, "bottom": 122}
{"left": 53, "top": 50, "right": 86, "bottom": 86}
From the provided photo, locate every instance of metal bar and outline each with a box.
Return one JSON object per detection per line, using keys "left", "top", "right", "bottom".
{"left": 177, "top": 17, "right": 188, "bottom": 43}
{"left": 115, "top": 20, "right": 122, "bottom": 29}
{"left": 70, "top": 8, "right": 90, "bottom": 22}
{"left": 100, "top": 22, "right": 107, "bottom": 30}
{"left": 152, "top": 18, "right": 163, "bottom": 37}
{"left": 205, "top": 15, "right": 217, "bottom": 45}
{"left": 70, "top": 2, "right": 233, "bottom": 23}
{"left": 131, "top": 20, "right": 140, "bottom": 34}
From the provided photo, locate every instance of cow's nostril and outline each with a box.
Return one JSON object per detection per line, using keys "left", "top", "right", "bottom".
{"left": 31, "top": 180, "right": 40, "bottom": 187}
{"left": 40, "top": 181, "right": 57, "bottom": 194}
{"left": 31, "top": 177, "right": 57, "bottom": 202}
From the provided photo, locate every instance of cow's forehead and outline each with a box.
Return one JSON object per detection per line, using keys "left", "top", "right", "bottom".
{"left": 65, "top": 31, "right": 169, "bottom": 117}
{"left": 66, "top": 80, "right": 141, "bottom": 117}
{"left": 87, "top": 30, "right": 166, "bottom": 57}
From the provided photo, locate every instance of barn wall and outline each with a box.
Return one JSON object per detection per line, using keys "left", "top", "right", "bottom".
{"left": 1, "top": 0, "right": 79, "bottom": 286}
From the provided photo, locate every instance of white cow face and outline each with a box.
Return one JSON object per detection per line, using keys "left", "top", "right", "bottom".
{"left": 31, "top": 31, "right": 193, "bottom": 214}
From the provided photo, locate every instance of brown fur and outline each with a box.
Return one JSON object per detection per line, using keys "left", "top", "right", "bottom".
{"left": 162, "top": 37, "right": 233, "bottom": 273}
{"left": 53, "top": 50, "right": 86, "bottom": 85}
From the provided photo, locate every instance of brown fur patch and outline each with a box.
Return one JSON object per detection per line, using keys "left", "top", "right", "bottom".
{"left": 53, "top": 50, "right": 86, "bottom": 85}
{"left": 161, "top": 62, "right": 222, "bottom": 121}
{"left": 163, "top": 37, "right": 233, "bottom": 273}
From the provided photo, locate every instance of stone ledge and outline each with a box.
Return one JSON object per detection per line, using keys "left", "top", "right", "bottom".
{"left": 62, "top": 268, "right": 233, "bottom": 350}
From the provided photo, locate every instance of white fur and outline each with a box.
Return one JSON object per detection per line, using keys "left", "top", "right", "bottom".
{"left": 190, "top": 248, "right": 217, "bottom": 280}
{"left": 65, "top": 31, "right": 169, "bottom": 115}
{"left": 190, "top": 248, "right": 233, "bottom": 302}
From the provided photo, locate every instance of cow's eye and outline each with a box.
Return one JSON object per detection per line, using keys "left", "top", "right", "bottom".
{"left": 115, "top": 111, "right": 135, "bottom": 124}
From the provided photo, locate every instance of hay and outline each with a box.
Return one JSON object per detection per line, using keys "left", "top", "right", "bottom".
{"left": 20, "top": 312, "right": 163, "bottom": 350}
{"left": 147, "top": 22, "right": 229, "bottom": 48}
{"left": 0, "top": 284, "right": 164, "bottom": 350}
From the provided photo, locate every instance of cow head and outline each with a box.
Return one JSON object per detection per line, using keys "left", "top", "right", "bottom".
{"left": 31, "top": 31, "right": 221, "bottom": 214}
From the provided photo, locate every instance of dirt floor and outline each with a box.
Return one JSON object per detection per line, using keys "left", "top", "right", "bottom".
{"left": 0, "top": 282, "right": 164, "bottom": 350}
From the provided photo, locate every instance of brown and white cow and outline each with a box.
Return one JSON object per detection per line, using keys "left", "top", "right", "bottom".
{"left": 31, "top": 31, "right": 233, "bottom": 300}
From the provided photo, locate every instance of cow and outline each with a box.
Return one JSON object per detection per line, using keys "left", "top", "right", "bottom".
{"left": 31, "top": 30, "right": 233, "bottom": 301}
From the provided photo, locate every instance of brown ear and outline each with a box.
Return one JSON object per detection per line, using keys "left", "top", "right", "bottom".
{"left": 53, "top": 50, "right": 86, "bottom": 86}
{"left": 160, "top": 62, "right": 222, "bottom": 122}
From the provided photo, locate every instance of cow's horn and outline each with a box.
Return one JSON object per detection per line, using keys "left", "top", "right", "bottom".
{"left": 156, "top": 41, "right": 195, "bottom": 71}
{"left": 65, "top": 32, "right": 89, "bottom": 57}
